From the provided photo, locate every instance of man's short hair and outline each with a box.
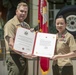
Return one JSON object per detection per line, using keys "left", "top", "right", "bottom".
{"left": 17, "top": 2, "right": 28, "bottom": 9}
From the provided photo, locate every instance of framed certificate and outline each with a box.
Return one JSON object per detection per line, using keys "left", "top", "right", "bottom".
{"left": 13, "top": 27, "right": 56, "bottom": 58}
{"left": 33, "top": 32, "right": 56, "bottom": 58}
{"left": 13, "top": 27, "right": 35, "bottom": 54}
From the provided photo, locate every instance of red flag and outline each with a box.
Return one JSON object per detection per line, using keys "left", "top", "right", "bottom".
{"left": 38, "top": 0, "right": 49, "bottom": 74}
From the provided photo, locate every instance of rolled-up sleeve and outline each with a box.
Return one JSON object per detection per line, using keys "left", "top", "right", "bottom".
{"left": 69, "top": 35, "right": 76, "bottom": 52}
{"left": 4, "top": 22, "right": 16, "bottom": 39}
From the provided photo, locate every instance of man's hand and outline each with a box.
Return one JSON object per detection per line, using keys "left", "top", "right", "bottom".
{"left": 21, "top": 53, "right": 37, "bottom": 59}
{"left": 30, "top": 28, "right": 34, "bottom": 32}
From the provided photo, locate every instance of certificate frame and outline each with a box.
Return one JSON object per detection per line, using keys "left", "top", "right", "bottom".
{"left": 13, "top": 27, "right": 56, "bottom": 58}
{"left": 13, "top": 27, "right": 35, "bottom": 54}
{"left": 33, "top": 32, "right": 56, "bottom": 58}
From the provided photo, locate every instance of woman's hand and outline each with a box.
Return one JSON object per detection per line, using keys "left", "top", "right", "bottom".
{"left": 52, "top": 55, "right": 61, "bottom": 60}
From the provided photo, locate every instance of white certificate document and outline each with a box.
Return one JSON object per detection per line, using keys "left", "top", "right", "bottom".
{"left": 14, "top": 27, "right": 56, "bottom": 58}
{"left": 13, "top": 27, "right": 35, "bottom": 54}
{"left": 33, "top": 33, "right": 56, "bottom": 58}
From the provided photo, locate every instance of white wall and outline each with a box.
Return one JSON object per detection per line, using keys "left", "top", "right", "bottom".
{"left": 29, "top": 0, "right": 38, "bottom": 28}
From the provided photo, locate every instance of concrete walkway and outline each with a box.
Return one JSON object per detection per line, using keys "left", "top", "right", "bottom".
{"left": 0, "top": 61, "right": 8, "bottom": 75}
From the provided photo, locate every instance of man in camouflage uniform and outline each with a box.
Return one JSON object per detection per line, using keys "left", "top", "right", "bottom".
{"left": 4, "top": 2, "right": 30, "bottom": 75}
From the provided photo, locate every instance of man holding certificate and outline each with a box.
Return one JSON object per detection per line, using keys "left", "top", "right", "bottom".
{"left": 4, "top": 2, "right": 34, "bottom": 75}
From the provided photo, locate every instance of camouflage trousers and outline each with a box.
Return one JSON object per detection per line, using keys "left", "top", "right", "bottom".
{"left": 6, "top": 53, "right": 28, "bottom": 75}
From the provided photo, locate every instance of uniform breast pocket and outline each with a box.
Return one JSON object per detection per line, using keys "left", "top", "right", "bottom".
{"left": 57, "top": 40, "right": 68, "bottom": 49}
